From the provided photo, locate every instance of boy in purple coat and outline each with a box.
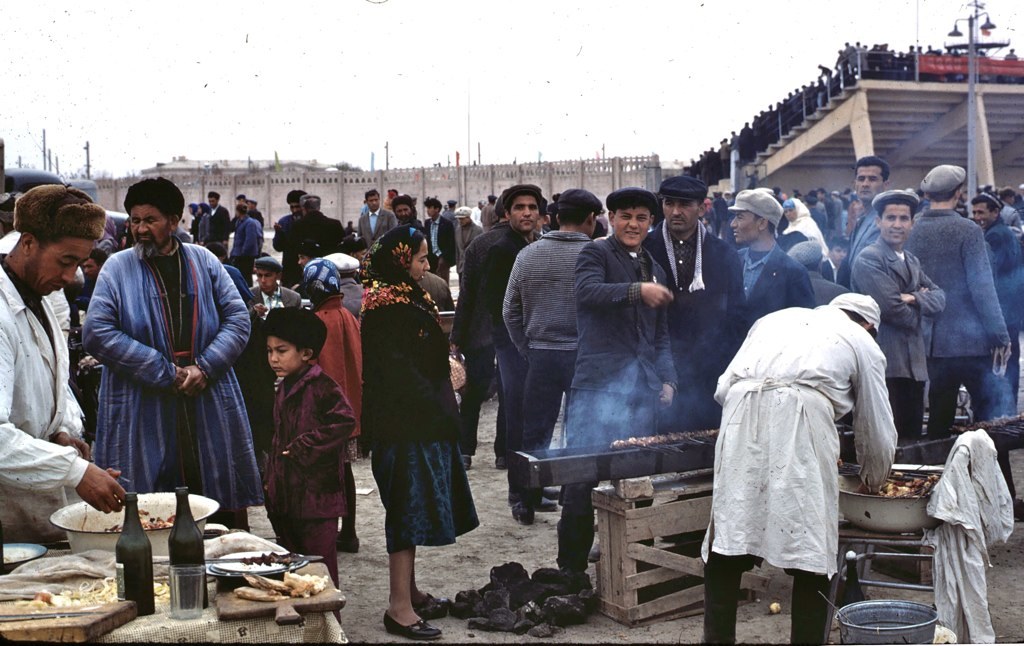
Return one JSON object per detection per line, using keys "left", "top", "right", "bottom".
{"left": 264, "top": 307, "right": 356, "bottom": 586}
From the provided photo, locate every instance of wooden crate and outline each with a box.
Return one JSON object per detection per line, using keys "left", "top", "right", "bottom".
{"left": 593, "top": 471, "right": 769, "bottom": 627}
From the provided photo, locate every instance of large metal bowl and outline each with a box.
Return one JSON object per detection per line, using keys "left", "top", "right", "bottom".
{"left": 838, "top": 467, "right": 941, "bottom": 534}
{"left": 49, "top": 492, "right": 219, "bottom": 556}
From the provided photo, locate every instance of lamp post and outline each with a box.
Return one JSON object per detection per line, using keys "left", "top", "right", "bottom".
{"left": 949, "top": 1, "right": 996, "bottom": 198}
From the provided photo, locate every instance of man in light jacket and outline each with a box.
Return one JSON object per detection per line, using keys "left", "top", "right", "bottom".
{"left": 0, "top": 185, "right": 126, "bottom": 542}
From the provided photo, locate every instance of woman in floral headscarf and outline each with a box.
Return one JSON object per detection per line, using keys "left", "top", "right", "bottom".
{"left": 361, "top": 226, "right": 478, "bottom": 640}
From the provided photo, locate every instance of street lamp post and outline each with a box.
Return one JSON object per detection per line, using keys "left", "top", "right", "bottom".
{"left": 949, "top": 1, "right": 996, "bottom": 198}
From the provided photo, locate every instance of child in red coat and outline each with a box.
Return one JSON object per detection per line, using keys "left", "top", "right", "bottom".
{"left": 264, "top": 307, "right": 355, "bottom": 586}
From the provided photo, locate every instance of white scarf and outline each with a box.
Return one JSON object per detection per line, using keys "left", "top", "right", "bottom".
{"left": 663, "top": 220, "right": 705, "bottom": 292}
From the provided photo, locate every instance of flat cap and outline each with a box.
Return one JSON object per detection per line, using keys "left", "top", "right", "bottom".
{"left": 254, "top": 256, "right": 284, "bottom": 272}
{"left": 788, "top": 240, "right": 824, "bottom": 269}
{"left": 830, "top": 292, "right": 881, "bottom": 329}
{"left": 920, "top": 165, "right": 966, "bottom": 194}
{"left": 728, "top": 189, "right": 784, "bottom": 226}
{"left": 500, "top": 184, "right": 544, "bottom": 210}
{"left": 658, "top": 176, "right": 708, "bottom": 201}
{"left": 872, "top": 189, "right": 920, "bottom": 213}
{"left": 605, "top": 187, "right": 658, "bottom": 214}
{"left": 446, "top": 199, "right": 457, "bottom": 207}
{"left": 322, "top": 252, "right": 361, "bottom": 274}
{"left": 557, "top": 188, "right": 602, "bottom": 215}
{"left": 454, "top": 206, "right": 474, "bottom": 218}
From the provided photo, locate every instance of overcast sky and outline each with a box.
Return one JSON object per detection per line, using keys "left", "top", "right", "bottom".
{"left": 3, "top": 0, "right": 1020, "bottom": 177}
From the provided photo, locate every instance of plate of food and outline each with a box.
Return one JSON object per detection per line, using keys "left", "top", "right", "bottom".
{"left": 2, "top": 543, "right": 48, "bottom": 573}
{"left": 207, "top": 552, "right": 310, "bottom": 577}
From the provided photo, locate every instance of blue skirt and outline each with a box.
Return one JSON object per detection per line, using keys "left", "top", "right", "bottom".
{"left": 371, "top": 439, "right": 479, "bottom": 554}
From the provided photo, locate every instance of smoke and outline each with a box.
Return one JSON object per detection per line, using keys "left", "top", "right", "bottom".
{"left": 565, "top": 363, "right": 659, "bottom": 450}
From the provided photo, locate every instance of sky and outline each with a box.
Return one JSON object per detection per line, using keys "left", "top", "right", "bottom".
{"left": 2, "top": 0, "right": 1020, "bottom": 178}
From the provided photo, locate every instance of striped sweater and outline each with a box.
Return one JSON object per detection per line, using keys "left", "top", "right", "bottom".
{"left": 503, "top": 231, "right": 592, "bottom": 353}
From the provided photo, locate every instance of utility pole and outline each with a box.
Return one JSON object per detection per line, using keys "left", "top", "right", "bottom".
{"left": 84, "top": 141, "right": 91, "bottom": 179}
{"left": 55, "top": 155, "right": 60, "bottom": 176}
{"left": 477, "top": 141, "right": 481, "bottom": 165}
{"left": 48, "top": 149, "right": 53, "bottom": 173}
{"left": 42, "top": 129, "right": 47, "bottom": 170}
{"left": 385, "top": 141, "right": 389, "bottom": 171}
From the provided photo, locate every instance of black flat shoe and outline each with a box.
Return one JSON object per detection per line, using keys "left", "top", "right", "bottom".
{"left": 383, "top": 612, "right": 442, "bottom": 641}
{"left": 512, "top": 502, "right": 535, "bottom": 526}
{"left": 495, "top": 456, "right": 507, "bottom": 469}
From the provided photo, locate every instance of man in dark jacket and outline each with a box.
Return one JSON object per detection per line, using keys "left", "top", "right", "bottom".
{"left": 905, "top": 165, "right": 1011, "bottom": 435}
{"left": 558, "top": 187, "right": 677, "bottom": 573}
{"left": 206, "top": 191, "right": 232, "bottom": 247}
{"left": 423, "top": 197, "right": 456, "bottom": 283}
{"left": 788, "top": 241, "right": 848, "bottom": 306}
{"left": 291, "top": 195, "right": 345, "bottom": 257}
{"left": 482, "top": 184, "right": 543, "bottom": 525}
{"left": 273, "top": 190, "right": 307, "bottom": 287}
{"left": 730, "top": 189, "right": 815, "bottom": 333}
{"left": 451, "top": 203, "right": 509, "bottom": 469}
{"left": 643, "top": 176, "right": 744, "bottom": 432}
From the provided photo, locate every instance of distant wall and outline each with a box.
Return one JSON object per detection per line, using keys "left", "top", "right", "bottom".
{"left": 96, "top": 156, "right": 662, "bottom": 225}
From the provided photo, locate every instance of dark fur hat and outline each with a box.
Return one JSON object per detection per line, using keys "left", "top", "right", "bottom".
{"left": 15, "top": 185, "right": 106, "bottom": 242}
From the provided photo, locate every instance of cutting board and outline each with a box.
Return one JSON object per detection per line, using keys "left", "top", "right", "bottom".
{"left": 215, "top": 563, "right": 345, "bottom": 625}
{"left": 0, "top": 601, "right": 137, "bottom": 643}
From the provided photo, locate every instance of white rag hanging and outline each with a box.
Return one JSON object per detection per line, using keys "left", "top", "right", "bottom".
{"left": 924, "top": 430, "right": 1014, "bottom": 644}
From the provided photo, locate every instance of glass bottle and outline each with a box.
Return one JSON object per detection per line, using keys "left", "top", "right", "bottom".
{"left": 115, "top": 493, "right": 155, "bottom": 615}
{"left": 840, "top": 550, "right": 865, "bottom": 606}
{"left": 168, "top": 487, "right": 208, "bottom": 608}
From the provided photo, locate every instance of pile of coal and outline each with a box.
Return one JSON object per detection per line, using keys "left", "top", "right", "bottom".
{"left": 451, "top": 562, "right": 598, "bottom": 636}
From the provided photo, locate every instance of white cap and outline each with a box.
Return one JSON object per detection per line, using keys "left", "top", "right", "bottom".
{"left": 322, "top": 252, "right": 360, "bottom": 274}
{"left": 829, "top": 293, "right": 881, "bottom": 329}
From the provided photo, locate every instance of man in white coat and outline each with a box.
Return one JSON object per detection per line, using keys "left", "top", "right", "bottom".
{"left": 701, "top": 293, "right": 897, "bottom": 645}
{"left": 0, "top": 186, "right": 126, "bottom": 542}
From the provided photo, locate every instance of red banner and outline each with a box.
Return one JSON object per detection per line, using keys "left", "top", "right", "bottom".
{"left": 919, "top": 54, "right": 1024, "bottom": 78}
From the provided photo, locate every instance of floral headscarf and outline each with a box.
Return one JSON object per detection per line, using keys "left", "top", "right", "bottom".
{"left": 361, "top": 225, "right": 437, "bottom": 319}
{"left": 302, "top": 258, "right": 341, "bottom": 308}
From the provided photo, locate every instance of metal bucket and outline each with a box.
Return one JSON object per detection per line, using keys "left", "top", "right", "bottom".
{"left": 836, "top": 600, "right": 937, "bottom": 644}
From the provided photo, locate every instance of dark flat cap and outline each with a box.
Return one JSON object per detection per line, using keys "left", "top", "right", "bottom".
{"left": 446, "top": 199, "right": 457, "bottom": 207}
{"left": 920, "top": 165, "right": 966, "bottom": 194}
{"left": 872, "top": 189, "right": 920, "bottom": 213}
{"left": 254, "top": 256, "right": 284, "bottom": 272}
{"left": 500, "top": 184, "right": 544, "bottom": 210}
{"left": 659, "top": 176, "right": 708, "bottom": 201}
{"left": 557, "top": 188, "right": 602, "bottom": 214}
{"left": 606, "top": 187, "right": 659, "bottom": 214}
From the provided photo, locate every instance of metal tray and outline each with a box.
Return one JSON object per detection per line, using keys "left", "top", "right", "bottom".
{"left": 508, "top": 441, "right": 716, "bottom": 488}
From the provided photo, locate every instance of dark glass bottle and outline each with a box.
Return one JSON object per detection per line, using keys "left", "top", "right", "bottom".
{"left": 168, "top": 487, "right": 208, "bottom": 608}
{"left": 840, "top": 550, "right": 865, "bottom": 606}
{"left": 115, "top": 493, "right": 154, "bottom": 615}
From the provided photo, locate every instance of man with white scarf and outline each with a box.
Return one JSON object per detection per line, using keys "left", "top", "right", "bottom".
{"left": 643, "top": 176, "right": 745, "bottom": 431}
{"left": 701, "top": 293, "right": 897, "bottom": 645}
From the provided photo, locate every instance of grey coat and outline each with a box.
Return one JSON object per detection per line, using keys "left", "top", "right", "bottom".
{"left": 852, "top": 240, "right": 945, "bottom": 380}
{"left": 905, "top": 209, "right": 1007, "bottom": 358}
{"left": 357, "top": 209, "right": 398, "bottom": 244}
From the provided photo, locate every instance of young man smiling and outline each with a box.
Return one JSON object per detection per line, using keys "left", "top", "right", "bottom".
{"left": 557, "top": 187, "right": 677, "bottom": 572}
{"left": 852, "top": 189, "right": 945, "bottom": 442}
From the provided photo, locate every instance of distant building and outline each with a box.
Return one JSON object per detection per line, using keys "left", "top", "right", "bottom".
{"left": 141, "top": 156, "right": 330, "bottom": 178}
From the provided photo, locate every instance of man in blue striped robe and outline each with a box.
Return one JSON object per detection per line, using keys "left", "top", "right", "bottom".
{"left": 84, "top": 178, "right": 263, "bottom": 520}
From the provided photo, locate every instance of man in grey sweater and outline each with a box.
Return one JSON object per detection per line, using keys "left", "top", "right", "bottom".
{"left": 503, "top": 189, "right": 599, "bottom": 524}
{"left": 905, "top": 165, "right": 1012, "bottom": 436}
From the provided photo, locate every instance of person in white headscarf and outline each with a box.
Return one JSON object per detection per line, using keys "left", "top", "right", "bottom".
{"left": 701, "top": 293, "right": 897, "bottom": 645}
{"left": 781, "top": 197, "right": 829, "bottom": 257}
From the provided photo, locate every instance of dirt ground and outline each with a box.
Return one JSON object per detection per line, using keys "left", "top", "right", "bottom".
{"left": 247, "top": 394, "right": 1024, "bottom": 644}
